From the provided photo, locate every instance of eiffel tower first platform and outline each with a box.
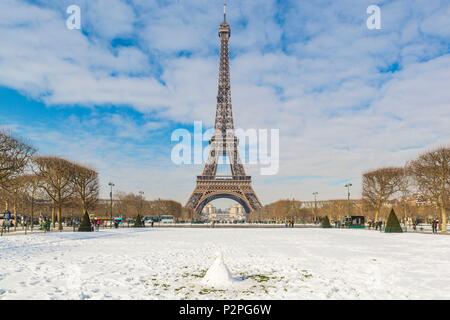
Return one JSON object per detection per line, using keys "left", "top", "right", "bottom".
{"left": 186, "top": 4, "right": 263, "bottom": 215}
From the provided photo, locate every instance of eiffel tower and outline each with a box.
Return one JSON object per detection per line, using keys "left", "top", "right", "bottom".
{"left": 186, "top": 3, "right": 262, "bottom": 215}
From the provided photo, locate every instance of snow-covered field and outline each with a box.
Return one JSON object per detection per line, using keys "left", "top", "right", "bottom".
{"left": 1, "top": 228, "right": 449, "bottom": 300}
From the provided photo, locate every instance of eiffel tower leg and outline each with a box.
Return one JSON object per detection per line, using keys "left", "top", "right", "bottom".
{"left": 186, "top": 190, "right": 203, "bottom": 213}
{"left": 186, "top": 179, "right": 262, "bottom": 215}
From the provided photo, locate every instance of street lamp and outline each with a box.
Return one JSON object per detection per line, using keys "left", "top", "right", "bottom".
{"left": 138, "top": 191, "right": 145, "bottom": 216}
{"left": 403, "top": 161, "right": 409, "bottom": 229}
{"left": 108, "top": 182, "right": 115, "bottom": 228}
{"left": 344, "top": 183, "right": 352, "bottom": 216}
{"left": 313, "top": 192, "right": 318, "bottom": 223}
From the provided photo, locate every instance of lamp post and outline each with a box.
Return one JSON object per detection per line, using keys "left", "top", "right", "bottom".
{"left": 108, "top": 182, "right": 115, "bottom": 228}
{"left": 313, "top": 192, "right": 318, "bottom": 223}
{"left": 345, "top": 183, "right": 352, "bottom": 217}
{"left": 403, "top": 161, "right": 409, "bottom": 230}
{"left": 138, "top": 191, "right": 145, "bottom": 217}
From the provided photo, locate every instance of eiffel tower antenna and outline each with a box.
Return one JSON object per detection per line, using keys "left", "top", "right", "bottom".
{"left": 186, "top": 2, "right": 262, "bottom": 216}
{"left": 223, "top": 1, "right": 227, "bottom": 22}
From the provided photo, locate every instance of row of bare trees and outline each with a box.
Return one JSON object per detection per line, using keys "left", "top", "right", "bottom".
{"left": 1, "top": 131, "right": 99, "bottom": 231}
{"left": 1, "top": 131, "right": 189, "bottom": 231}
{"left": 250, "top": 199, "right": 363, "bottom": 223}
{"left": 113, "top": 192, "right": 184, "bottom": 219}
{"left": 250, "top": 148, "right": 450, "bottom": 229}
{"left": 250, "top": 200, "right": 315, "bottom": 223}
{"left": 363, "top": 147, "right": 450, "bottom": 232}
{"left": 33, "top": 157, "right": 99, "bottom": 230}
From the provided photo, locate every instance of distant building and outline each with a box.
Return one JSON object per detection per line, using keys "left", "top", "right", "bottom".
{"left": 229, "top": 204, "right": 246, "bottom": 221}
{"left": 202, "top": 203, "right": 246, "bottom": 222}
{"left": 215, "top": 208, "right": 231, "bottom": 222}
{"left": 203, "top": 204, "right": 217, "bottom": 221}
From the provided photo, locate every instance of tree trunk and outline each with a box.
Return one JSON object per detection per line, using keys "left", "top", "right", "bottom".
{"left": 51, "top": 204, "right": 55, "bottom": 229}
{"left": 13, "top": 196, "right": 17, "bottom": 232}
{"left": 30, "top": 196, "right": 34, "bottom": 232}
{"left": 374, "top": 207, "right": 380, "bottom": 222}
{"left": 441, "top": 206, "right": 447, "bottom": 233}
{"left": 58, "top": 204, "right": 62, "bottom": 231}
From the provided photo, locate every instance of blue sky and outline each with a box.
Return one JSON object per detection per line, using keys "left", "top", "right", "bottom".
{"left": 1, "top": 0, "right": 450, "bottom": 206}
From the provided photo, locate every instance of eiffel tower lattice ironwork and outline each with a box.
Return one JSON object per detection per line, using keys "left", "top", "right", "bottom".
{"left": 186, "top": 4, "right": 262, "bottom": 215}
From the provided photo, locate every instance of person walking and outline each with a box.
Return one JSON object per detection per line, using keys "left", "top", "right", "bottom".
{"left": 433, "top": 219, "right": 439, "bottom": 234}
{"left": 376, "top": 221, "right": 382, "bottom": 231}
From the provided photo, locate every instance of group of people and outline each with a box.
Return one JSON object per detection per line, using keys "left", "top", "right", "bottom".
{"left": 1, "top": 211, "right": 38, "bottom": 234}
{"left": 367, "top": 220, "right": 384, "bottom": 231}
{"left": 285, "top": 220, "right": 295, "bottom": 228}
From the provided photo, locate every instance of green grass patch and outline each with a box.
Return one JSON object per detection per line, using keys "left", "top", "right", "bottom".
{"left": 183, "top": 269, "right": 207, "bottom": 278}
{"left": 199, "top": 288, "right": 226, "bottom": 295}
{"left": 249, "top": 274, "right": 271, "bottom": 283}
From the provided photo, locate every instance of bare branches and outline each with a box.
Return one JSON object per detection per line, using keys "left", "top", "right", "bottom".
{"left": 362, "top": 167, "right": 404, "bottom": 221}
{"left": 0, "top": 131, "right": 36, "bottom": 191}
{"left": 34, "top": 156, "right": 75, "bottom": 230}
{"left": 114, "top": 193, "right": 182, "bottom": 219}
{"left": 34, "top": 157, "right": 74, "bottom": 202}
{"left": 360, "top": 147, "right": 450, "bottom": 231}
{"left": 408, "top": 148, "right": 450, "bottom": 202}
{"left": 71, "top": 164, "right": 99, "bottom": 213}
{"left": 408, "top": 147, "right": 450, "bottom": 231}
{"left": 0, "top": 131, "right": 102, "bottom": 223}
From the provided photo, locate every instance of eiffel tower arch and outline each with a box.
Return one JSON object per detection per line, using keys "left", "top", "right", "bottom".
{"left": 186, "top": 3, "right": 262, "bottom": 215}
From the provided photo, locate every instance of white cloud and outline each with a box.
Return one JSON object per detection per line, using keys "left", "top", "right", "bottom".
{"left": 420, "top": 3, "right": 450, "bottom": 39}
{"left": 1, "top": 0, "right": 450, "bottom": 204}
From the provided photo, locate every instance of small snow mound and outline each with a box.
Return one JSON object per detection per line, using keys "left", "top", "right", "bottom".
{"left": 201, "top": 251, "right": 235, "bottom": 288}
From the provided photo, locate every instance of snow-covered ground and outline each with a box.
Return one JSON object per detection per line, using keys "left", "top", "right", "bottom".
{"left": 0, "top": 228, "right": 449, "bottom": 300}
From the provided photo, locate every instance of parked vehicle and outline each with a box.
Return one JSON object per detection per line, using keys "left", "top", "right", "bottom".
{"left": 343, "top": 216, "right": 365, "bottom": 228}
{"left": 160, "top": 215, "right": 175, "bottom": 224}
{"left": 144, "top": 215, "right": 161, "bottom": 223}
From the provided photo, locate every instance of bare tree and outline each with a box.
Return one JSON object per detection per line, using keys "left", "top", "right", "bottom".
{"left": 0, "top": 131, "right": 35, "bottom": 204}
{"left": 362, "top": 167, "right": 404, "bottom": 222}
{"left": 253, "top": 199, "right": 305, "bottom": 222}
{"left": 20, "top": 174, "right": 45, "bottom": 231}
{"left": 116, "top": 192, "right": 141, "bottom": 218}
{"left": 34, "top": 157, "right": 75, "bottom": 230}
{"left": 71, "top": 164, "right": 99, "bottom": 214}
{"left": 8, "top": 175, "right": 27, "bottom": 231}
{"left": 320, "top": 200, "right": 348, "bottom": 221}
{"left": 152, "top": 199, "right": 182, "bottom": 218}
{"left": 409, "top": 147, "right": 450, "bottom": 232}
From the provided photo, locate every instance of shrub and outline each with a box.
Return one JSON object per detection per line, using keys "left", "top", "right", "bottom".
{"left": 321, "top": 216, "right": 331, "bottom": 228}
{"left": 134, "top": 214, "right": 144, "bottom": 228}
{"left": 385, "top": 208, "right": 403, "bottom": 233}
{"left": 78, "top": 211, "right": 92, "bottom": 232}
